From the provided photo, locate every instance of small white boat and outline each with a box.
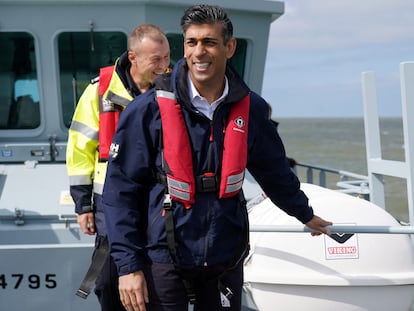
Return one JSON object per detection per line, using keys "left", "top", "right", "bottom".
{"left": 244, "top": 181, "right": 414, "bottom": 311}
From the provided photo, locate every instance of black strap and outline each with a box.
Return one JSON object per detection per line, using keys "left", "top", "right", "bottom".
{"left": 164, "top": 200, "right": 197, "bottom": 304}
{"left": 216, "top": 192, "right": 249, "bottom": 300}
{"left": 164, "top": 204, "right": 178, "bottom": 264}
{"left": 76, "top": 236, "right": 110, "bottom": 299}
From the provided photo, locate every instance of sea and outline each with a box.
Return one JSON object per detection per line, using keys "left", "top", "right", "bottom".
{"left": 274, "top": 117, "right": 409, "bottom": 223}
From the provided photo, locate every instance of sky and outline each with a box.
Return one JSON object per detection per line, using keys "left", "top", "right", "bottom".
{"left": 261, "top": 0, "right": 414, "bottom": 118}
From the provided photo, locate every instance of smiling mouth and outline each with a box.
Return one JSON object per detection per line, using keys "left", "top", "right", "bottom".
{"left": 194, "top": 62, "right": 210, "bottom": 71}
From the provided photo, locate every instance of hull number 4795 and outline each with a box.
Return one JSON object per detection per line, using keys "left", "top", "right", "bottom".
{"left": 0, "top": 274, "right": 57, "bottom": 289}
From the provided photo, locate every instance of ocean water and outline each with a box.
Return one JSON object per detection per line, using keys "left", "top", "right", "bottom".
{"left": 275, "top": 117, "right": 409, "bottom": 223}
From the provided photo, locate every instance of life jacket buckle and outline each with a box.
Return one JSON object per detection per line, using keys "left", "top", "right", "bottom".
{"left": 218, "top": 280, "right": 233, "bottom": 299}
{"left": 196, "top": 173, "right": 218, "bottom": 193}
{"left": 163, "top": 194, "right": 172, "bottom": 210}
{"left": 187, "top": 292, "right": 197, "bottom": 305}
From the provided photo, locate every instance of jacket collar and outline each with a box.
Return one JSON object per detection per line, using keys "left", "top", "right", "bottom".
{"left": 115, "top": 51, "right": 141, "bottom": 97}
{"left": 171, "top": 58, "right": 250, "bottom": 111}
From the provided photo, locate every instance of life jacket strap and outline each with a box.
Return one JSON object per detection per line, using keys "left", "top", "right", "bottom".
{"left": 163, "top": 194, "right": 196, "bottom": 304}
{"left": 75, "top": 235, "right": 110, "bottom": 299}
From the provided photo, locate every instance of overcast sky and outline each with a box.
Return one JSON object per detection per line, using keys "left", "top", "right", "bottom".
{"left": 262, "top": 0, "right": 414, "bottom": 118}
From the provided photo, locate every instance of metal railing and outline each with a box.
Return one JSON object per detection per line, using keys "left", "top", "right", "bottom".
{"left": 293, "top": 162, "right": 370, "bottom": 199}
{"left": 249, "top": 163, "right": 414, "bottom": 235}
{"left": 362, "top": 62, "right": 414, "bottom": 227}
{"left": 250, "top": 224, "right": 414, "bottom": 234}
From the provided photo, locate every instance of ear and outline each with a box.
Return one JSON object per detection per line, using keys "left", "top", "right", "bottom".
{"left": 128, "top": 50, "right": 136, "bottom": 64}
{"left": 225, "top": 37, "right": 237, "bottom": 59}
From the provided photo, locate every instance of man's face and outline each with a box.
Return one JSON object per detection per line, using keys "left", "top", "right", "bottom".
{"left": 129, "top": 37, "right": 170, "bottom": 86}
{"left": 184, "top": 23, "right": 236, "bottom": 92}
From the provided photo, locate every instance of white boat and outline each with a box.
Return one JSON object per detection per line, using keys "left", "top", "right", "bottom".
{"left": 1, "top": 0, "right": 414, "bottom": 310}
{"left": 244, "top": 181, "right": 414, "bottom": 311}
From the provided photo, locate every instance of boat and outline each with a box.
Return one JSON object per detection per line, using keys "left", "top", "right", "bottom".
{"left": 244, "top": 178, "right": 414, "bottom": 311}
{"left": 1, "top": 0, "right": 414, "bottom": 310}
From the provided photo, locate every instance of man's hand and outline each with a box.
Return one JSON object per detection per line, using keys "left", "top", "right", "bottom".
{"left": 305, "top": 215, "right": 332, "bottom": 236}
{"left": 119, "top": 271, "right": 149, "bottom": 311}
{"left": 77, "top": 212, "right": 95, "bottom": 235}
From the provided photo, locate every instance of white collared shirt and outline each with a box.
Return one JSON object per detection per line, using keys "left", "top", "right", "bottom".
{"left": 187, "top": 73, "right": 229, "bottom": 120}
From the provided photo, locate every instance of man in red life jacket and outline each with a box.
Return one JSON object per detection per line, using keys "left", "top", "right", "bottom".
{"left": 103, "top": 5, "right": 332, "bottom": 311}
{"left": 66, "top": 24, "right": 170, "bottom": 311}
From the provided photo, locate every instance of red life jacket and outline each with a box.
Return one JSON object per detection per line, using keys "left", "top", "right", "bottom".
{"left": 98, "top": 65, "right": 122, "bottom": 161}
{"left": 156, "top": 90, "right": 250, "bottom": 208}
{"left": 98, "top": 67, "right": 171, "bottom": 161}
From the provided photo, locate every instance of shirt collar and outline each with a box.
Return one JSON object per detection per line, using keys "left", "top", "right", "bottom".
{"left": 187, "top": 73, "right": 229, "bottom": 119}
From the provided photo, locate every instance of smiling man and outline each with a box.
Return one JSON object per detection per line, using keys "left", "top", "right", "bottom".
{"left": 184, "top": 21, "right": 235, "bottom": 103}
{"left": 102, "top": 4, "right": 332, "bottom": 311}
{"left": 66, "top": 24, "right": 170, "bottom": 311}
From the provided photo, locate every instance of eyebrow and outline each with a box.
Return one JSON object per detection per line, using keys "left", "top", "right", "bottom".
{"left": 185, "top": 37, "right": 220, "bottom": 43}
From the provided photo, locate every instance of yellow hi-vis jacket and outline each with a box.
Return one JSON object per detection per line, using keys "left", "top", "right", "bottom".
{"left": 66, "top": 61, "right": 133, "bottom": 214}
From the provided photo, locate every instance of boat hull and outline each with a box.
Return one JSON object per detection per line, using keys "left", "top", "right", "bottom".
{"left": 244, "top": 283, "right": 414, "bottom": 311}
{"left": 0, "top": 243, "right": 99, "bottom": 310}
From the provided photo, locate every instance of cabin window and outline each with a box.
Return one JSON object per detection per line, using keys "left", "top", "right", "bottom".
{"left": 58, "top": 32, "right": 127, "bottom": 127}
{"left": 0, "top": 32, "right": 40, "bottom": 129}
{"left": 166, "top": 33, "right": 248, "bottom": 78}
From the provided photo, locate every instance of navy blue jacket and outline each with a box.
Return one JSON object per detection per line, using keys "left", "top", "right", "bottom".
{"left": 102, "top": 58, "right": 313, "bottom": 276}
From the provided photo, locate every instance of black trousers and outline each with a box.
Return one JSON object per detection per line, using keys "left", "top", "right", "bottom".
{"left": 144, "top": 261, "right": 244, "bottom": 311}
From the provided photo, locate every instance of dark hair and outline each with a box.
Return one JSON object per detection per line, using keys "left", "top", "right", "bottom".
{"left": 180, "top": 4, "right": 233, "bottom": 44}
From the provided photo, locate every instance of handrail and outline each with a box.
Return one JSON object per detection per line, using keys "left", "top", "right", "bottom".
{"left": 250, "top": 224, "right": 414, "bottom": 234}
{"left": 295, "top": 162, "right": 367, "bottom": 180}
{"left": 293, "top": 162, "right": 369, "bottom": 198}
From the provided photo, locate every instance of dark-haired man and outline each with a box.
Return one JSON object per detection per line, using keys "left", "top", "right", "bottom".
{"left": 103, "top": 5, "right": 331, "bottom": 311}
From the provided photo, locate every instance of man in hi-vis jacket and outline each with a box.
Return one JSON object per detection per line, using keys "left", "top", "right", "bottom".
{"left": 66, "top": 24, "right": 170, "bottom": 311}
